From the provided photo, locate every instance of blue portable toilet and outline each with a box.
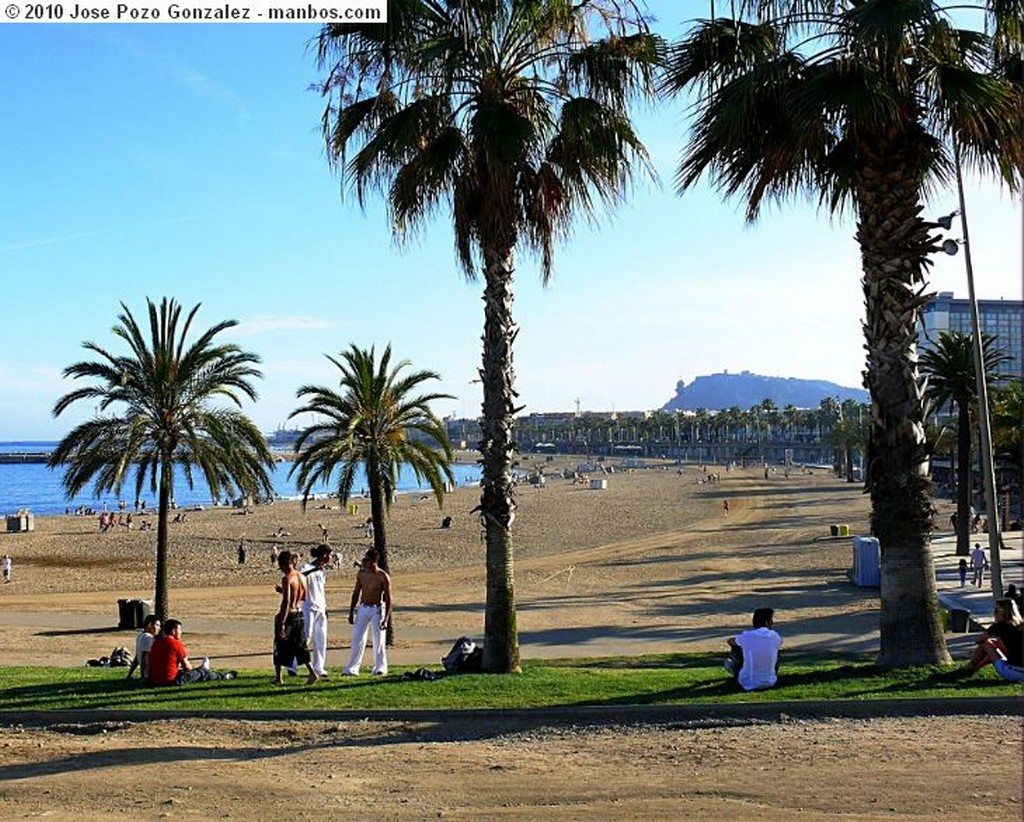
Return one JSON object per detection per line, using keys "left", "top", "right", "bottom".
{"left": 851, "top": 536, "right": 881, "bottom": 586}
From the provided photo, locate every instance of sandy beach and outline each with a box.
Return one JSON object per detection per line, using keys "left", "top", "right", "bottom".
{"left": 0, "top": 458, "right": 881, "bottom": 667}
{"left": 1, "top": 458, "right": 1021, "bottom": 820}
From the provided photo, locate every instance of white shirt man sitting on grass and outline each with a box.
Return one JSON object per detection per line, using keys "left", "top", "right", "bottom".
{"left": 725, "top": 607, "right": 782, "bottom": 691}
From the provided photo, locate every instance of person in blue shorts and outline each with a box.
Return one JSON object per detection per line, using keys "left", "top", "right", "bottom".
{"left": 962, "top": 599, "right": 1024, "bottom": 683}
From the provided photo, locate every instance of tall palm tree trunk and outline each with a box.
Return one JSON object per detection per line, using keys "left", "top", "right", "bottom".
{"left": 479, "top": 244, "right": 521, "bottom": 674}
{"left": 954, "top": 400, "right": 972, "bottom": 556}
{"left": 857, "top": 132, "right": 950, "bottom": 667}
{"left": 154, "top": 463, "right": 172, "bottom": 620}
{"left": 369, "top": 477, "right": 394, "bottom": 646}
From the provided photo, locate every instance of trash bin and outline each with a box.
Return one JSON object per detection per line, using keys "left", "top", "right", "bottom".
{"left": 838, "top": 524, "right": 850, "bottom": 537}
{"left": 830, "top": 524, "right": 839, "bottom": 537}
{"left": 851, "top": 537, "right": 881, "bottom": 586}
{"left": 948, "top": 608, "right": 970, "bottom": 633}
{"left": 117, "top": 598, "right": 133, "bottom": 629}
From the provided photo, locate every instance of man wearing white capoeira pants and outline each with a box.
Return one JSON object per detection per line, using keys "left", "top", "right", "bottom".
{"left": 342, "top": 548, "right": 392, "bottom": 676}
{"left": 301, "top": 543, "right": 334, "bottom": 678}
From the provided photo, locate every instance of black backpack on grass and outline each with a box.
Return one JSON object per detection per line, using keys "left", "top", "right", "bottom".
{"left": 441, "top": 636, "right": 483, "bottom": 673}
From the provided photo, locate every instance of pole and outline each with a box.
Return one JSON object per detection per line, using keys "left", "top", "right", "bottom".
{"left": 952, "top": 137, "right": 1003, "bottom": 600}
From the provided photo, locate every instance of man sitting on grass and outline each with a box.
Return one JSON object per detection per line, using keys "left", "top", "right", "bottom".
{"left": 125, "top": 613, "right": 161, "bottom": 681}
{"left": 147, "top": 619, "right": 236, "bottom": 686}
{"left": 725, "top": 607, "right": 782, "bottom": 691}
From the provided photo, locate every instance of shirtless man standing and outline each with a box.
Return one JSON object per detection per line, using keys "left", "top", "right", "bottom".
{"left": 342, "top": 549, "right": 392, "bottom": 676}
{"left": 274, "top": 550, "right": 317, "bottom": 685}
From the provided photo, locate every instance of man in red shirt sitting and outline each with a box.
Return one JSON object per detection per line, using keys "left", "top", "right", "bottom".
{"left": 147, "top": 619, "right": 236, "bottom": 685}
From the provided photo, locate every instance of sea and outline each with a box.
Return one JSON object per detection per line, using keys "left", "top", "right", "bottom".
{"left": 0, "top": 442, "right": 482, "bottom": 517}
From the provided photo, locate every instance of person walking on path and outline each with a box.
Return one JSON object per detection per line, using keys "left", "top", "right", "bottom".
{"left": 342, "top": 549, "right": 391, "bottom": 676}
{"left": 1, "top": 553, "right": 10, "bottom": 583}
{"left": 970, "top": 543, "right": 986, "bottom": 587}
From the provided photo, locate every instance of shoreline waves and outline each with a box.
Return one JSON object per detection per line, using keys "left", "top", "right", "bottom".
{"left": 0, "top": 442, "right": 482, "bottom": 518}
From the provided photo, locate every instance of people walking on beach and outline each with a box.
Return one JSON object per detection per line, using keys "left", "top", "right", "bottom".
{"left": 960, "top": 599, "right": 1024, "bottom": 683}
{"left": 126, "top": 614, "right": 161, "bottom": 681}
{"left": 300, "top": 544, "right": 334, "bottom": 679}
{"left": 722, "top": 499, "right": 730, "bottom": 517}
{"left": 147, "top": 619, "right": 236, "bottom": 685}
{"left": 270, "top": 543, "right": 280, "bottom": 567}
{"left": 237, "top": 538, "right": 247, "bottom": 565}
{"left": 970, "top": 543, "right": 986, "bottom": 587}
{"left": 343, "top": 549, "right": 391, "bottom": 676}
{"left": 273, "top": 550, "right": 317, "bottom": 685}
{"left": 1, "top": 553, "right": 11, "bottom": 583}
{"left": 725, "top": 607, "right": 782, "bottom": 691}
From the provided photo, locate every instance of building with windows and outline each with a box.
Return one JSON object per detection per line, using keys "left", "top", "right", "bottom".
{"left": 918, "top": 292, "right": 1023, "bottom": 384}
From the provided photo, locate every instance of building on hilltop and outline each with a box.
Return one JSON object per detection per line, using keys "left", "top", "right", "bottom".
{"left": 917, "top": 292, "right": 1023, "bottom": 385}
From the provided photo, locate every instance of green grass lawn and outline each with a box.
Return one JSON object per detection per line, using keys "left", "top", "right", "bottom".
{"left": 1, "top": 653, "right": 1020, "bottom": 713}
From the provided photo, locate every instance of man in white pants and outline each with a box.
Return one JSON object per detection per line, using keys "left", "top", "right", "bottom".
{"left": 301, "top": 544, "right": 334, "bottom": 679}
{"left": 342, "top": 549, "right": 392, "bottom": 676}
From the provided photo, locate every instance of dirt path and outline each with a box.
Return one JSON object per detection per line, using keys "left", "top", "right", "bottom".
{"left": 1, "top": 716, "right": 1019, "bottom": 820}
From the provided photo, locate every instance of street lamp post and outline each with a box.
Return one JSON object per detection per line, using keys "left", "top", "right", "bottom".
{"left": 946, "top": 136, "right": 1004, "bottom": 600}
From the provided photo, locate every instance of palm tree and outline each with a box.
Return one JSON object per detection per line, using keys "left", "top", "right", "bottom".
{"left": 288, "top": 343, "right": 454, "bottom": 631}
{"left": 48, "top": 298, "right": 275, "bottom": 619}
{"left": 830, "top": 412, "right": 867, "bottom": 483}
{"left": 315, "top": 1, "right": 660, "bottom": 672}
{"left": 991, "top": 380, "right": 1023, "bottom": 527}
{"left": 664, "top": 1, "right": 1023, "bottom": 667}
{"left": 920, "top": 330, "right": 1010, "bottom": 555}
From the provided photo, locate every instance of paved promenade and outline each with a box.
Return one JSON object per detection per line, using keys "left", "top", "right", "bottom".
{"left": 933, "top": 530, "right": 1024, "bottom": 636}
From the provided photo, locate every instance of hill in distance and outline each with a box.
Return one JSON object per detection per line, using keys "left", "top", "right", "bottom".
{"left": 663, "top": 370, "right": 868, "bottom": 412}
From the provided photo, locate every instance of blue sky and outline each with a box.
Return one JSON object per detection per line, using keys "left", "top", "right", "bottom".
{"left": 1, "top": 5, "right": 1021, "bottom": 439}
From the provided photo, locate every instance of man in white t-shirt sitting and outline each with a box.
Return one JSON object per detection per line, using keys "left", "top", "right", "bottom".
{"left": 126, "top": 614, "right": 161, "bottom": 681}
{"left": 725, "top": 607, "right": 782, "bottom": 691}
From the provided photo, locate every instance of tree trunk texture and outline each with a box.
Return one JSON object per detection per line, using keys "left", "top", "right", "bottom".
{"left": 954, "top": 399, "right": 972, "bottom": 556}
{"left": 856, "top": 129, "right": 950, "bottom": 668}
{"left": 369, "top": 477, "right": 394, "bottom": 647}
{"left": 478, "top": 244, "right": 521, "bottom": 674}
{"left": 154, "top": 464, "right": 172, "bottom": 620}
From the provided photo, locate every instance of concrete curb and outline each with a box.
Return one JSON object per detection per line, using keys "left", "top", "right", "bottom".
{"left": 6, "top": 696, "right": 1022, "bottom": 730}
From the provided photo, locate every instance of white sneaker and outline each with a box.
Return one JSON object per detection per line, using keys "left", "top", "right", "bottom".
{"left": 200, "top": 657, "right": 210, "bottom": 671}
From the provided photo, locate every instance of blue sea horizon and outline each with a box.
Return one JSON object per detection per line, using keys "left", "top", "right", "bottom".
{"left": 0, "top": 442, "right": 481, "bottom": 517}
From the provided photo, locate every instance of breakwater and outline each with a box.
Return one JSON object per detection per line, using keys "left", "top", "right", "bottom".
{"left": 0, "top": 452, "right": 50, "bottom": 464}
